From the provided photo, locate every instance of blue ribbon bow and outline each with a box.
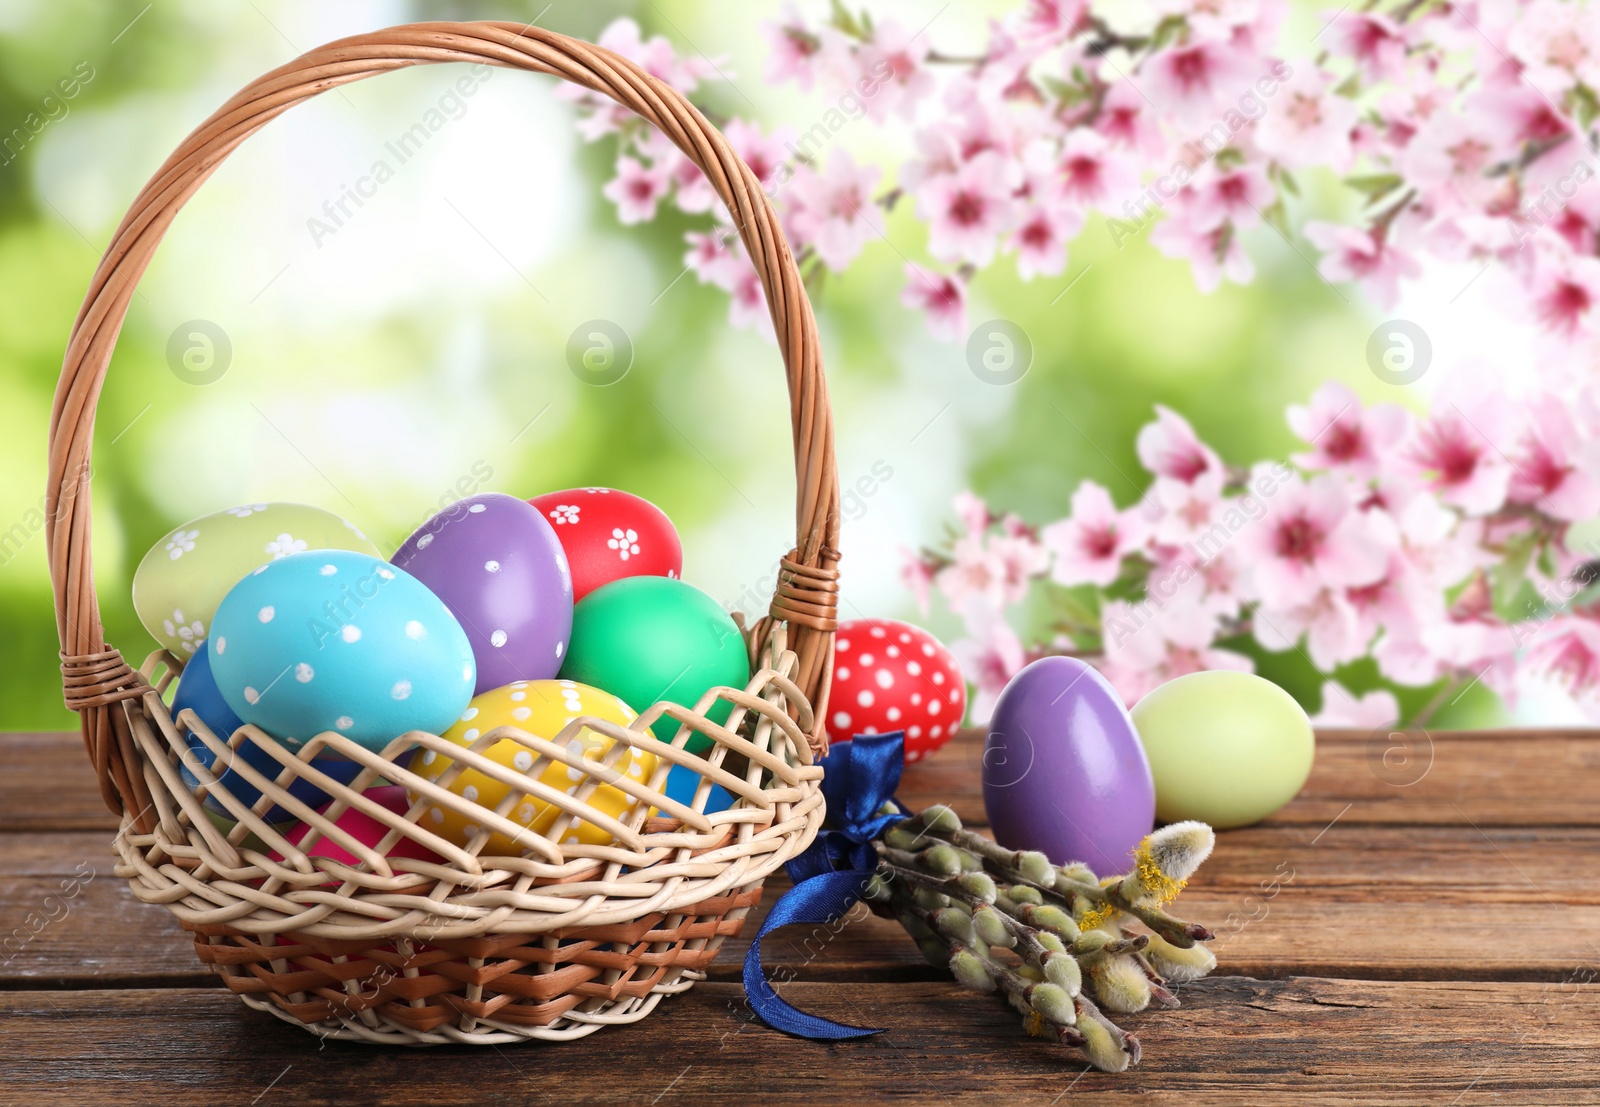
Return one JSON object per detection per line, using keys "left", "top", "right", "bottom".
{"left": 741, "top": 730, "right": 905, "bottom": 1039}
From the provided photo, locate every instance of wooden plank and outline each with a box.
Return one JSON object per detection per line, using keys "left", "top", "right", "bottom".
{"left": 900, "top": 728, "right": 1600, "bottom": 828}
{"left": 9, "top": 727, "right": 1600, "bottom": 833}
{"left": 1, "top": 978, "right": 1596, "bottom": 1106}
{"left": 6, "top": 827, "right": 1597, "bottom": 988}
{"left": 0, "top": 732, "right": 118, "bottom": 832}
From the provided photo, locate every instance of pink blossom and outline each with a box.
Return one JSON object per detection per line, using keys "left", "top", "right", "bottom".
{"left": 1008, "top": 0, "right": 1090, "bottom": 44}
{"left": 1188, "top": 164, "right": 1274, "bottom": 232}
{"left": 1405, "top": 401, "right": 1513, "bottom": 516}
{"left": 727, "top": 264, "right": 775, "bottom": 341}
{"left": 1506, "top": 0, "right": 1600, "bottom": 95}
{"left": 764, "top": 5, "right": 843, "bottom": 91}
{"left": 1056, "top": 129, "right": 1137, "bottom": 210}
{"left": 1136, "top": 406, "right": 1225, "bottom": 487}
{"left": 1094, "top": 80, "right": 1166, "bottom": 159}
{"left": 787, "top": 149, "right": 882, "bottom": 272}
{"left": 596, "top": 18, "right": 719, "bottom": 92}
{"left": 1040, "top": 481, "right": 1146, "bottom": 588}
{"left": 602, "top": 156, "right": 671, "bottom": 224}
{"left": 936, "top": 524, "right": 1046, "bottom": 612}
{"left": 1098, "top": 590, "right": 1253, "bottom": 707}
{"left": 1150, "top": 203, "right": 1255, "bottom": 294}
{"left": 684, "top": 227, "right": 744, "bottom": 291}
{"left": 954, "top": 491, "right": 993, "bottom": 535}
{"left": 1401, "top": 110, "right": 1514, "bottom": 214}
{"left": 1254, "top": 65, "right": 1359, "bottom": 173}
{"left": 1287, "top": 381, "right": 1410, "bottom": 478}
{"left": 1238, "top": 471, "right": 1390, "bottom": 611}
{"left": 723, "top": 119, "right": 796, "bottom": 194}
{"left": 1143, "top": 39, "right": 1256, "bottom": 126}
{"left": 1303, "top": 222, "right": 1422, "bottom": 310}
{"left": 1254, "top": 586, "right": 1372, "bottom": 670}
{"left": 1527, "top": 251, "right": 1600, "bottom": 338}
{"left": 916, "top": 151, "right": 1016, "bottom": 266}
{"left": 901, "top": 265, "right": 968, "bottom": 341}
{"left": 1148, "top": 468, "right": 1229, "bottom": 548}
{"left": 1310, "top": 682, "right": 1400, "bottom": 727}
{"left": 1507, "top": 395, "right": 1600, "bottom": 520}
{"left": 1323, "top": 11, "right": 1407, "bottom": 82}
{"left": 1522, "top": 615, "right": 1600, "bottom": 706}
{"left": 950, "top": 603, "right": 1028, "bottom": 725}
{"left": 857, "top": 19, "right": 937, "bottom": 122}
{"left": 1009, "top": 199, "right": 1080, "bottom": 279}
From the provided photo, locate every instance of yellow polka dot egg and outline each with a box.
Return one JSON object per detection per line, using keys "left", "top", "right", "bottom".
{"left": 408, "top": 679, "right": 656, "bottom": 854}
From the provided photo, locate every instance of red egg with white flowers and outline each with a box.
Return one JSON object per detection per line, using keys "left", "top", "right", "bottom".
{"left": 528, "top": 487, "right": 683, "bottom": 602}
{"left": 826, "top": 618, "right": 967, "bottom": 762}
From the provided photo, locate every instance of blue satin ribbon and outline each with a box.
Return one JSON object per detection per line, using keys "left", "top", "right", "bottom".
{"left": 742, "top": 731, "right": 906, "bottom": 1039}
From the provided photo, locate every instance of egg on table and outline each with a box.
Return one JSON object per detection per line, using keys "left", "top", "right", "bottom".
{"left": 528, "top": 487, "right": 682, "bottom": 602}
{"left": 134, "top": 502, "right": 379, "bottom": 659}
{"left": 559, "top": 576, "right": 749, "bottom": 754}
{"left": 172, "top": 639, "right": 364, "bottom": 823}
{"left": 825, "top": 618, "right": 966, "bottom": 762}
{"left": 1131, "top": 670, "right": 1314, "bottom": 828}
{"left": 409, "top": 680, "right": 657, "bottom": 854}
{"left": 392, "top": 492, "right": 573, "bottom": 694}
{"left": 983, "top": 656, "right": 1156, "bottom": 876}
{"left": 207, "top": 550, "right": 476, "bottom": 752}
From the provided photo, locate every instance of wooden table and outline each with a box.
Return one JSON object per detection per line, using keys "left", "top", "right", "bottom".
{"left": 4, "top": 727, "right": 1598, "bottom": 1105}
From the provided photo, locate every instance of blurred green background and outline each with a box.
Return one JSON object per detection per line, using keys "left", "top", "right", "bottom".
{"left": 0, "top": 0, "right": 1503, "bottom": 731}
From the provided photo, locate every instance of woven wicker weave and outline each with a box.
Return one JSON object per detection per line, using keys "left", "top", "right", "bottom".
{"left": 45, "top": 21, "right": 840, "bottom": 1045}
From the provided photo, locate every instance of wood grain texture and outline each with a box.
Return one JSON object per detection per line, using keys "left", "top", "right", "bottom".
{"left": 12, "top": 727, "right": 1599, "bottom": 832}
{"left": 5, "top": 726, "right": 1599, "bottom": 1103}
{"left": 7, "top": 825, "right": 1598, "bottom": 987}
{"left": 2, "top": 979, "right": 1597, "bottom": 1107}
{"left": 898, "top": 728, "right": 1600, "bottom": 828}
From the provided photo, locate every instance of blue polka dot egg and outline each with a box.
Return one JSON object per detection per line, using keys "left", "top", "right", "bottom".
{"left": 208, "top": 550, "right": 475, "bottom": 752}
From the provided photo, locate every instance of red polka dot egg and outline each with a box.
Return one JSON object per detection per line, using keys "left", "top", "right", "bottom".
{"left": 528, "top": 488, "right": 683, "bottom": 602}
{"left": 826, "top": 618, "right": 966, "bottom": 762}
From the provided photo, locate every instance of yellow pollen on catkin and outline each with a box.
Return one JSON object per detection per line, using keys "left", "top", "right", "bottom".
{"left": 1134, "top": 840, "right": 1187, "bottom": 907}
{"left": 1078, "top": 904, "right": 1117, "bottom": 932}
{"left": 1023, "top": 1010, "right": 1049, "bottom": 1037}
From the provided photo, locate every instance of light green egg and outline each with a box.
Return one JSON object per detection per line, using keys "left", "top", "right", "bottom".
{"left": 132, "top": 503, "right": 380, "bottom": 659}
{"left": 1130, "top": 671, "right": 1314, "bottom": 829}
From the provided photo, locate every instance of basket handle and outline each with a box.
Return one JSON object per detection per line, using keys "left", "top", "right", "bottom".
{"left": 46, "top": 21, "right": 841, "bottom": 821}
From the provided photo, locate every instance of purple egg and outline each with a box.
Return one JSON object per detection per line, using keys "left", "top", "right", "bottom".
{"left": 982, "top": 656, "right": 1156, "bottom": 877}
{"left": 392, "top": 492, "right": 573, "bottom": 693}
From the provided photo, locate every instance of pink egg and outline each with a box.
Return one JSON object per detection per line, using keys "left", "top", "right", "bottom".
{"left": 277, "top": 785, "right": 442, "bottom": 870}
{"left": 826, "top": 618, "right": 967, "bottom": 762}
{"left": 528, "top": 487, "right": 682, "bottom": 602}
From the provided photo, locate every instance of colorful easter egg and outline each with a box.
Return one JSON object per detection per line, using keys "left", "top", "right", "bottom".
{"left": 660, "top": 763, "right": 735, "bottom": 816}
{"left": 528, "top": 487, "right": 682, "bottom": 602}
{"left": 825, "top": 618, "right": 966, "bottom": 762}
{"left": 559, "top": 577, "right": 749, "bottom": 753}
{"left": 208, "top": 550, "right": 476, "bottom": 752}
{"left": 409, "top": 680, "right": 656, "bottom": 854}
{"left": 172, "top": 641, "right": 364, "bottom": 822}
{"left": 983, "top": 656, "right": 1156, "bottom": 875}
{"left": 1131, "top": 670, "right": 1314, "bottom": 828}
{"left": 276, "top": 785, "right": 444, "bottom": 870}
{"left": 133, "top": 503, "right": 379, "bottom": 658}
{"left": 392, "top": 493, "right": 573, "bottom": 694}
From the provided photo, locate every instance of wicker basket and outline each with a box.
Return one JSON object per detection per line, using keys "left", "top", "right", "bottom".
{"left": 46, "top": 21, "right": 840, "bottom": 1045}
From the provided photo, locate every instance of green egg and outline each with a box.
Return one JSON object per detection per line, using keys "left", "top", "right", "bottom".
{"left": 559, "top": 577, "right": 750, "bottom": 753}
{"left": 1130, "top": 671, "right": 1314, "bottom": 829}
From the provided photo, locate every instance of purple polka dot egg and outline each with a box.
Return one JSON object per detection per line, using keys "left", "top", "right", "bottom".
{"left": 392, "top": 492, "right": 573, "bottom": 694}
{"left": 208, "top": 550, "right": 475, "bottom": 752}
